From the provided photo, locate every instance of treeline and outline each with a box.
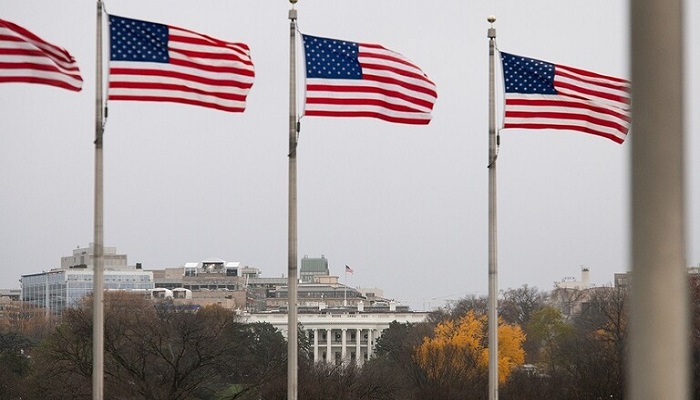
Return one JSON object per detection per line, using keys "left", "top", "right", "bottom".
{"left": 2, "top": 282, "right": 700, "bottom": 399}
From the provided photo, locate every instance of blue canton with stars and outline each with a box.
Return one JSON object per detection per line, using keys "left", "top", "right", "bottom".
{"left": 501, "top": 52, "right": 557, "bottom": 94}
{"left": 109, "top": 15, "right": 169, "bottom": 63}
{"left": 302, "top": 34, "right": 362, "bottom": 80}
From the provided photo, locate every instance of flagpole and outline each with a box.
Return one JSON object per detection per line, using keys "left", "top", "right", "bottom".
{"left": 487, "top": 16, "right": 499, "bottom": 400}
{"left": 629, "top": 1, "right": 687, "bottom": 399}
{"left": 92, "top": 1, "right": 105, "bottom": 400}
{"left": 287, "top": 1, "right": 299, "bottom": 400}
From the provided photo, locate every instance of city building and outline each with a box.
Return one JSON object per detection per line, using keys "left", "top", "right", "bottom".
{"left": 266, "top": 278, "right": 367, "bottom": 309}
{"left": 150, "top": 255, "right": 389, "bottom": 312}
{"left": 20, "top": 244, "right": 154, "bottom": 317}
{"left": 614, "top": 272, "right": 630, "bottom": 288}
{"left": 0, "top": 289, "right": 20, "bottom": 301}
{"left": 355, "top": 287, "right": 385, "bottom": 302}
{"left": 147, "top": 255, "right": 426, "bottom": 363}
{"left": 244, "top": 303, "right": 429, "bottom": 365}
{"left": 0, "top": 289, "right": 23, "bottom": 327}
{"left": 613, "top": 265, "right": 700, "bottom": 289}
{"left": 152, "top": 258, "right": 253, "bottom": 310}
{"left": 555, "top": 266, "right": 591, "bottom": 290}
{"left": 61, "top": 243, "right": 128, "bottom": 270}
{"left": 18, "top": 248, "right": 423, "bottom": 364}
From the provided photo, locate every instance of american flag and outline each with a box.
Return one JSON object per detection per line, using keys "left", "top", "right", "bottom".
{"left": 0, "top": 18, "right": 82, "bottom": 91}
{"left": 501, "top": 52, "right": 630, "bottom": 144}
{"left": 108, "top": 15, "right": 254, "bottom": 113}
{"left": 345, "top": 265, "right": 354, "bottom": 274}
{"left": 302, "top": 34, "right": 437, "bottom": 125}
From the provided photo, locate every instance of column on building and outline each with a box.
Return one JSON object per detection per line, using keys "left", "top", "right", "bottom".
{"left": 341, "top": 329, "right": 347, "bottom": 362}
{"left": 325, "top": 329, "right": 332, "bottom": 363}
{"left": 355, "top": 328, "right": 362, "bottom": 365}
{"left": 313, "top": 328, "right": 319, "bottom": 363}
{"left": 367, "top": 329, "right": 373, "bottom": 359}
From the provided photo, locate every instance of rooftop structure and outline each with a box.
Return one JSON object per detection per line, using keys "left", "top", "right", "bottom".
{"left": 555, "top": 266, "right": 591, "bottom": 290}
{"left": 300, "top": 255, "right": 330, "bottom": 282}
{"left": 60, "top": 243, "right": 128, "bottom": 270}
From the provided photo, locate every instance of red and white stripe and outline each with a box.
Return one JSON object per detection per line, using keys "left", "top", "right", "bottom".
{"left": 0, "top": 18, "right": 83, "bottom": 92}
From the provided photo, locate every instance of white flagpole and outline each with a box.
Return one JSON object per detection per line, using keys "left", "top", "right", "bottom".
{"left": 487, "top": 16, "right": 499, "bottom": 400}
{"left": 287, "top": 1, "right": 299, "bottom": 399}
{"left": 92, "top": 1, "right": 105, "bottom": 399}
{"left": 629, "top": 1, "right": 688, "bottom": 399}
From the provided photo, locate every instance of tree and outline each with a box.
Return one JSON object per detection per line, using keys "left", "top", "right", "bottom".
{"left": 27, "top": 292, "right": 288, "bottom": 400}
{"left": 415, "top": 310, "right": 525, "bottom": 399}
{"left": 690, "top": 273, "right": 700, "bottom": 399}
{"left": 222, "top": 322, "right": 288, "bottom": 400}
{"left": 500, "top": 285, "right": 547, "bottom": 327}
{"left": 528, "top": 286, "right": 628, "bottom": 400}
{"left": 27, "top": 305, "right": 94, "bottom": 400}
{"left": 0, "top": 331, "right": 34, "bottom": 400}
{"left": 439, "top": 294, "right": 489, "bottom": 322}
{"left": 295, "top": 360, "right": 414, "bottom": 400}
{"left": 571, "top": 286, "right": 627, "bottom": 399}
{"left": 0, "top": 302, "right": 56, "bottom": 341}
{"left": 500, "top": 285, "right": 548, "bottom": 364}
{"left": 373, "top": 320, "right": 433, "bottom": 396}
{"left": 525, "top": 305, "right": 573, "bottom": 377}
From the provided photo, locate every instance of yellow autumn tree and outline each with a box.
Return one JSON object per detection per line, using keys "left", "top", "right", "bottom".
{"left": 493, "top": 318, "right": 527, "bottom": 383}
{"left": 415, "top": 310, "right": 525, "bottom": 385}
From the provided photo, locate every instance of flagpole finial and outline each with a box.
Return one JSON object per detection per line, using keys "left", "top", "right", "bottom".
{"left": 289, "top": 1, "right": 297, "bottom": 18}
{"left": 487, "top": 16, "right": 496, "bottom": 39}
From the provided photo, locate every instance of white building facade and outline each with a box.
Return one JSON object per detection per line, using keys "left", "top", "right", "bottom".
{"left": 244, "top": 306, "right": 429, "bottom": 365}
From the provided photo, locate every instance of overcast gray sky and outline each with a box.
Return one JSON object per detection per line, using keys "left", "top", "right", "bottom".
{"left": 2, "top": 1, "right": 698, "bottom": 311}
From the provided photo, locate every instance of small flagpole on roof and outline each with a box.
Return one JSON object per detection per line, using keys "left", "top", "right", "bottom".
{"left": 487, "top": 15, "right": 499, "bottom": 400}
{"left": 287, "top": 1, "right": 299, "bottom": 400}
